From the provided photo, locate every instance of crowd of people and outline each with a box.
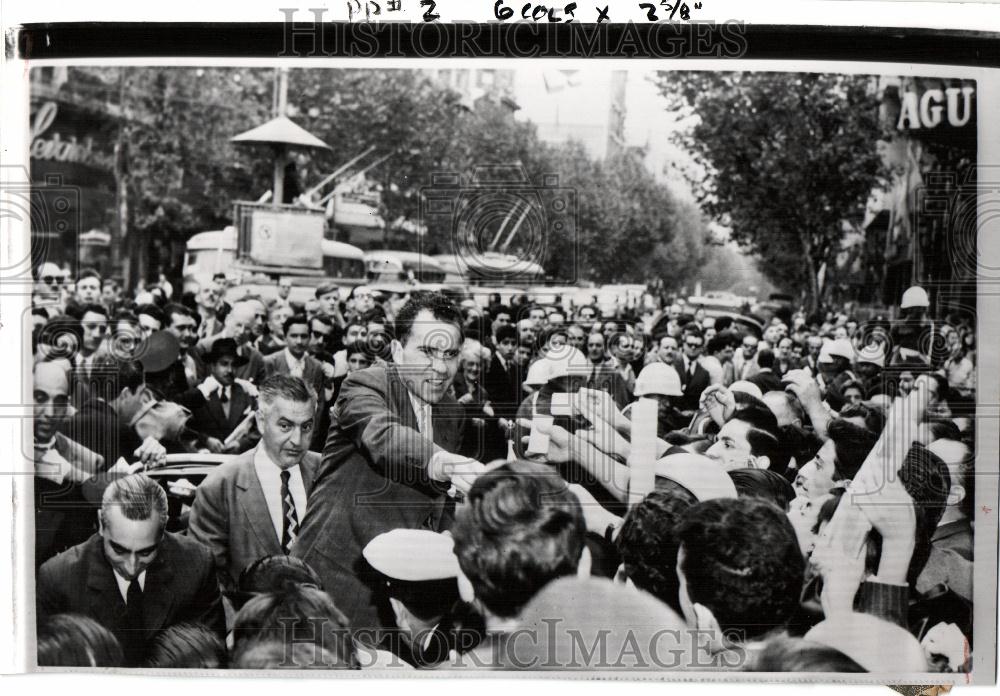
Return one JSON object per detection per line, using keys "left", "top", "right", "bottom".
{"left": 30, "top": 261, "right": 977, "bottom": 674}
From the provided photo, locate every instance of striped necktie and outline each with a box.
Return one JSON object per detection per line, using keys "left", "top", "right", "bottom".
{"left": 280, "top": 469, "right": 299, "bottom": 553}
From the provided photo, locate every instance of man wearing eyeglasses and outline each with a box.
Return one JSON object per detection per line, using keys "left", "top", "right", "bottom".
{"left": 34, "top": 262, "right": 67, "bottom": 315}
{"left": 293, "top": 292, "right": 485, "bottom": 632}
{"left": 733, "top": 334, "right": 760, "bottom": 381}
{"left": 674, "top": 325, "right": 711, "bottom": 415}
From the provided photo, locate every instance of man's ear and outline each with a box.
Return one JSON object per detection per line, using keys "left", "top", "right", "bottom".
{"left": 576, "top": 545, "right": 593, "bottom": 578}
{"left": 254, "top": 408, "right": 264, "bottom": 433}
{"left": 947, "top": 483, "right": 966, "bottom": 507}
{"left": 96, "top": 511, "right": 104, "bottom": 536}
{"left": 390, "top": 339, "right": 404, "bottom": 364}
{"left": 755, "top": 454, "right": 771, "bottom": 470}
{"left": 613, "top": 563, "right": 628, "bottom": 585}
{"left": 138, "top": 386, "right": 156, "bottom": 404}
{"left": 457, "top": 568, "right": 475, "bottom": 604}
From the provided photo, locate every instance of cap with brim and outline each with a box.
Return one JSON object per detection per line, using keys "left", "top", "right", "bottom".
{"left": 137, "top": 330, "right": 180, "bottom": 373}
{"left": 363, "top": 529, "right": 459, "bottom": 582}
{"left": 654, "top": 452, "right": 738, "bottom": 501}
{"left": 315, "top": 283, "right": 339, "bottom": 299}
{"left": 826, "top": 338, "right": 856, "bottom": 362}
{"left": 203, "top": 337, "right": 249, "bottom": 366}
{"left": 729, "top": 380, "right": 763, "bottom": 399}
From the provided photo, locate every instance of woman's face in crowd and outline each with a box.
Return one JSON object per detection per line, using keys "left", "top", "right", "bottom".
{"left": 787, "top": 493, "right": 832, "bottom": 556}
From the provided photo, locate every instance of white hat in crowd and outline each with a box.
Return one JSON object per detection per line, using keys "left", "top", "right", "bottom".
{"left": 730, "top": 380, "right": 763, "bottom": 399}
{"left": 900, "top": 285, "right": 930, "bottom": 309}
{"left": 634, "top": 362, "right": 683, "bottom": 397}
{"left": 362, "top": 529, "right": 459, "bottom": 582}
{"left": 655, "top": 453, "right": 739, "bottom": 501}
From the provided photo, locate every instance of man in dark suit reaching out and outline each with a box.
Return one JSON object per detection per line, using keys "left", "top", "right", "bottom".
{"left": 293, "top": 293, "right": 486, "bottom": 631}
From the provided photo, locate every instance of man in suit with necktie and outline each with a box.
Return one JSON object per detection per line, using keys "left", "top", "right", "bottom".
{"left": 674, "top": 324, "right": 712, "bottom": 415}
{"left": 37, "top": 473, "right": 224, "bottom": 666}
{"left": 293, "top": 292, "right": 486, "bottom": 631}
{"left": 188, "top": 374, "right": 320, "bottom": 593}
{"left": 262, "top": 314, "right": 330, "bottom": 411}
{"left": 192, "top": 301, "right": 267, "bottom": 386}
{"left": 189, "top": 337, "right": 258, "bottom": 453}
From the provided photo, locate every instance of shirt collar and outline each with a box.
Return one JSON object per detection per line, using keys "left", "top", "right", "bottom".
{"left": 253, "top": 443, "right": 299, "bottom": 474}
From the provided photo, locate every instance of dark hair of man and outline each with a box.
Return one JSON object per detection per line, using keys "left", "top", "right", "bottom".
{"left": 744, "top": 425, "right": 792, "bottom": 477}
{"left": 234, "top": 554, "right": 324, "bottom": 611}
{"left": 706, "top": 333, "right": 733, "bottom": 356}
{"left": 80, "top": 302, "right": 109, "bottom": 319}
{"left": 899, "top": 443, "right": 951, "bottom": 585}
{"left": 731, "top": 401, "right": 780, "bottom": 438}
{"left": 615, "top": 480, "right": 698, "bottom": 614}
{"left": 231, "top": 585, "right": 355, "bottom": 668}
{"left": 393, "top": 292, "right": 464, "bottom": 348}
{"left": 38, "top": 613, "right": 124, "bottom": 667}
{"left": 310, "top": 313, "right": 334, "bottom": 330}
{"left": 681, "top": 322, "right": 703, "bottom": 340}
{"left": 88, "top": 356, "right": 144, "bottom": 403}
{"left": 361, "top": 305, "right": 387, "bottom": 324}
{"left": 282, "top": 313, "right": 310, "bottom": 336}
{"left": 728, "top": 469, "right": 796, "bottom": 512}
{"left": 136, "top": 303, "right": 165, "bottom": 326}
{"left": 77, "top": 268, "right": 102, "bottom": 283}
{"left": 839, "top": 402, "right": 886, "bottom": 435}
{"left": 491, "top": 304, "right": 513, "bottom": 321}
{"left": 826, "top": 418, "right": 878, "bottom": 481}
{"left": 745, "top": 633, "right": 865, "bottom": 673}
{"left": 146, "top": 623, "right": 227, "bottom": 669}
{"left": 451, "top": 460, "right": 585, "bottom": 619}
{"left": 163, "top": 302, "right": 194, "bottom": 328}
{"left": 494, "top": 323, "right": 518, "bottom": 344}
{"left": 113, "top": 309, "right": 139, "bottom": 326}
{"left": 779, "top": 423, "right": 822, "bottom": 481}
{"left": 345, "top": 341, "right": 371, "bottom": 363}
{"left": 926, "top": 417, "right": 961, "bottom": 443}
{"left": 676, "top": 497, "right": 805, "bottom": 640}
{"left": 756, "top": 348, "right": 775, "bottom": 370}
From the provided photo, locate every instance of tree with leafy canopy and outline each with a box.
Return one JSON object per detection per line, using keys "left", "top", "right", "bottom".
{"left": 654, "top": 71, "right": 885, "bottom": 310}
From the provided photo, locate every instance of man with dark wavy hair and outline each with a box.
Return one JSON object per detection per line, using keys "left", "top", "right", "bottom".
{"left": 294, "top": 292, "right": 484, "bottom": 631}
{"left": 675, "top": 497, "right": 805, "bottom": 655}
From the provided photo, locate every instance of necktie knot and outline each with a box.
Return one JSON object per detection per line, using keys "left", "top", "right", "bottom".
{"left": 280, "top": 469, "right": 290, "bottom": 484}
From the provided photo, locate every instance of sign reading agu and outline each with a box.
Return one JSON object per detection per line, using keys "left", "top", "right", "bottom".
{"left": 896, "top": 86, "right": 975, "bottom": 130}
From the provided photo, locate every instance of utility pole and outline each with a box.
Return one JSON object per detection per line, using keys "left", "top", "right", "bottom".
{"left": 273, "top": 67, "right": 290, "bottom": 205}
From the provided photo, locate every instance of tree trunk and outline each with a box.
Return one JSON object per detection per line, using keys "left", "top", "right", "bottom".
{"left": 801, "top": 236, "right": 821, "bottom": 315}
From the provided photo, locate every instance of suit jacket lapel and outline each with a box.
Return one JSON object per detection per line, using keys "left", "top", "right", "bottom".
{"left": 236, "top": 451, "right": 282, "bottom": 550}
{"left": 300, "top": 453, "right": 319, "bottom": 494}
{"left": 142, "top": 542, "right": 177, "bottom": 632}
{"left": 206, "top": 391, "right": 228, "bottom": 429}
{"left": 229, "top": 386, "right": 251, "bottom": 429}
{"left": 85, "top": 537, "right": 128, "bottom": 628}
